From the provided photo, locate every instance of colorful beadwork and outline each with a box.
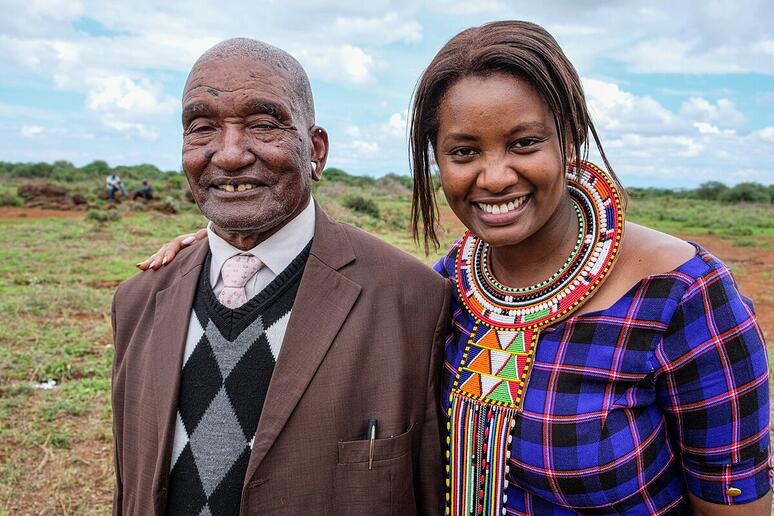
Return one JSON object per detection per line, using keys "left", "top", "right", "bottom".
{"left": 446, "top": 161, "right": 624, "bottom": 516}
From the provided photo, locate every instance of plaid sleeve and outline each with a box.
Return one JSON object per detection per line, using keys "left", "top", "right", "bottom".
{"left": 654, "top": 260, "right": 771, "bottom": 505}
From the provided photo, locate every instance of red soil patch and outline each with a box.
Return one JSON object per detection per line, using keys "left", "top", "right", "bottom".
{"left": 680, "top": 234, "right": 773, "bottom": 339}
{"left": 0, "top": 207, "right": 86, "bottom": 218}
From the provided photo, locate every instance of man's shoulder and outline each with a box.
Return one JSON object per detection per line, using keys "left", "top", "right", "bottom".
{"left": 115, "top": 241, "right": 206, "bottom": 302}
{"left": 333, "top": 221, "right": 445, "bottom": 287}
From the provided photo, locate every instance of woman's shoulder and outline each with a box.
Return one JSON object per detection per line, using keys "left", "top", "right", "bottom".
{"left": 618, "top": 223, "right": 697, "bottom": 279}
{"left": 618, "top": 222, "right": 739, "bottom": 288}
{"left": 577, "top": 223, "right": 736, "bottom": 317}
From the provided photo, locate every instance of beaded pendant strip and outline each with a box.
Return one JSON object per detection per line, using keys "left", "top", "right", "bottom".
{"left": 445, "top": 161, "right": 624, "bottom": 516}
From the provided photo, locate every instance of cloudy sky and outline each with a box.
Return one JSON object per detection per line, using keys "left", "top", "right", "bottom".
{"left": 1, "top": 0, "right": 773, "bottom": 187}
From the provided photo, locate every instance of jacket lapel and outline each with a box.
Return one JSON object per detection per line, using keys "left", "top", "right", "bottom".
{"left": 149, "top": 242, "right": 209, "bottom": 484}
{"left": 244, "top": 203, "right": 361, "bottom": 484}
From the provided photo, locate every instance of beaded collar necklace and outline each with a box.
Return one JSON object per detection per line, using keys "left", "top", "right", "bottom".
{"left": 445, "top": 161, "right": 624, "bottom": 516}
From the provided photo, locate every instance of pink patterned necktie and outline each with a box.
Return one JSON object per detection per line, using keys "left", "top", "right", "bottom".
{"left": 217, "top": 254, "right": 262, "bottom": 308}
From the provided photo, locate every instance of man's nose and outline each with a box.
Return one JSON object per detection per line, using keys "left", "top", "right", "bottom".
{"left": 476, "top": 155, "right": 518, "bottom": 193}
{"left": 210, "top": 125, "right": 256, "bottom": 171}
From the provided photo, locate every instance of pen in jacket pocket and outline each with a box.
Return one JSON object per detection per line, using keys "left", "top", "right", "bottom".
{"left": 366, "top": 419, "right": 377, "bottom": 470}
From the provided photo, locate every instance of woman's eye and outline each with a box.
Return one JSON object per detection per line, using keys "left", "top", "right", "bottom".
{"left": 512, "top": 138, "right": 540, "bottom": 149}
{"left": 449, "top": 147, "right": 477, "bottom": 157}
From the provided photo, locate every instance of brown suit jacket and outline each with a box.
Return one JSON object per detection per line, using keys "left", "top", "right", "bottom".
{"left": 111, "top": 204, "right": 451, "bottom": 515}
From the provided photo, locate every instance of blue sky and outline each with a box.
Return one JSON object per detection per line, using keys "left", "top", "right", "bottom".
{"left": 1, "top": 1, "right": 773, "bottom": 187}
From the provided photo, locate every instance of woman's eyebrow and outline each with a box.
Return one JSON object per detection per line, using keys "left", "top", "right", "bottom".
{"left": 508, "top": 121, "right": 549, "bottom": 134}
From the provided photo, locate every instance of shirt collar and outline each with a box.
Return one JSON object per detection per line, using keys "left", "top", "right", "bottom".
{"left": 207, "top": 197, "right": 315, "bottom": 286}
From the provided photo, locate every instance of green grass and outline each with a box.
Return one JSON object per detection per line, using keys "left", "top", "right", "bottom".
{"left": 627, "top": 197, "right": 774, "bottom": 245}
{"left": 0, "top": 193, "right": 772, "bottom": 513}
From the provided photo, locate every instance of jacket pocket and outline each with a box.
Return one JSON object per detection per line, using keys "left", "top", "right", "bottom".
{"left": 334, "top": 423, "right": 416, "bottom": 516}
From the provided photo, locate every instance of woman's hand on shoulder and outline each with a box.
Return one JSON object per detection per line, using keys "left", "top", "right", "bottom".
{"left": 136, "top": 228, "right": 208, "bottom": 271}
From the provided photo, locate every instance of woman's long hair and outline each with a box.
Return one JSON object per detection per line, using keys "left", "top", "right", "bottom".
{"left": 409, "top": 20, "right": 621, "bottom": 251}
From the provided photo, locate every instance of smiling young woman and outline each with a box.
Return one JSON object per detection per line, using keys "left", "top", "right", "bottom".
{"left": 411, "top": 20, "right": 771, "bottom": 516}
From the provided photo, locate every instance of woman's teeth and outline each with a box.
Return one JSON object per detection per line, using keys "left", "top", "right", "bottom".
{"left": 217, "top": 184, "right": 256, "bottom": 192}
{"left": 476, "top": 195, "right": 529, "bottom": 214}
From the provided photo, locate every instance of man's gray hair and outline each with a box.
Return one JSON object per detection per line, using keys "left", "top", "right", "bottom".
{"left": 190, "top": 37, "right": 315, "bottom": 124}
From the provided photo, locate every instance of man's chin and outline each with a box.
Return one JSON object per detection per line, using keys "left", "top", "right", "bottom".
{"left": 211, "top": 220, "right": 278, "bottom": 234}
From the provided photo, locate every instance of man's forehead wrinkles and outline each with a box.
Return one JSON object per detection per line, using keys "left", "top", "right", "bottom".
{"left": 184, "top": 84, "right": 284, "bottom": 98}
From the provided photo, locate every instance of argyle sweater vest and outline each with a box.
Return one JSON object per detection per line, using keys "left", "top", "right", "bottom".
{"left": 166, "top": 245, "right": 310, "bottom": 515}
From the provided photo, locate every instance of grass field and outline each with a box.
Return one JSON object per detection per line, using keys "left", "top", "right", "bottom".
{"left": 0, "top": 190, "right": 772, "bottom": 514}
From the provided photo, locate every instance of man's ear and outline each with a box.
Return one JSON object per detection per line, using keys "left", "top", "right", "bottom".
{"left": 309, "top": 126, "right": 329, "bottom": 181}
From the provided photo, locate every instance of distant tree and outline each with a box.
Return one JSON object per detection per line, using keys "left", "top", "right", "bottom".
{"left": 322, "top": 167, "right": 375, "bottom": 187}
{"left": 382, "top": 172, "right": 413, "bottom": 189}
{"left": 718, "top": 182, "right": 771, "bottom": 204}
{"left": 695, "top": 181, "right": 729, "bottom": 201}
{"left": 81, "top": 160, "right": 111, "bottom": 178}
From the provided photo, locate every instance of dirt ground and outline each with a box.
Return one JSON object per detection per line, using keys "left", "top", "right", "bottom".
{"left": 0, "top": 207, "right": 87, "bottom": 218}
{"left": 677, "top": 234, "right": 773, "bottom": 339}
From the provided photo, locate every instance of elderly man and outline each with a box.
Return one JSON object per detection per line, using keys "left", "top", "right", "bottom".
{"left": 111, "top": 39, "right": 449, "bottom": 515}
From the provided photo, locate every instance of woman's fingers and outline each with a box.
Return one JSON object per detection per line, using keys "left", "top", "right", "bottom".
{"left": 136, "top": 228, "right": 209, "bottom": 270}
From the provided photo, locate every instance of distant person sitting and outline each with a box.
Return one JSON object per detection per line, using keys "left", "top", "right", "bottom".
{"left": 106, "top": 174, "right": 127, "bottom": 201}
{"left": 132, "top": 180, "right": 154, "bottom": 201}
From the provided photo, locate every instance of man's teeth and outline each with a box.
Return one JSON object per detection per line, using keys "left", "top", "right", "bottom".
{"left": 217, "top": 184, "right": 256, "bottom": 192}
{"left": 477, "top": 196, "right": 529, "bottom": 214}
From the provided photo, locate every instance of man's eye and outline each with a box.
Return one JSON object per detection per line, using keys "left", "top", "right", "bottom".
{"left": 189, "top": 124, "right": 214, "bottom": 134}
{"left": 249, "top": 120, "right": 280, "bottom": 130}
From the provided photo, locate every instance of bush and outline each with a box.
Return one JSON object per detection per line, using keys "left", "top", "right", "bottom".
{"left": 324, "top": 167, "right": 376, "bottom": 187}
{"left": 718, "top": 183, "right": 771, "bottom": 204}
{"left": 695, "top": 181, "right": 729, "bottom": 201}
{"left": 0, "top": 192, "right": 23, "bottom": 207}
{"left": 85, "top": 209, "right": 121, "bottom": 222}
{"left": 342, "top": 195, "right": 380, "bottom": 218}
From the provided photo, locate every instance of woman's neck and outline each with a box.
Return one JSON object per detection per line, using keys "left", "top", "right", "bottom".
{"left": 488, "top": 196, "right": 579, "bottom": 289}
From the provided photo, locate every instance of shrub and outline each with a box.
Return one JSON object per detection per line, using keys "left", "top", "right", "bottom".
{"left": 695, "top": 181, "right": 729, "bottom": 201}
{"left": 718, "top": 183, "right": 770, "bottom": 204}
{"left": 342, "top": 195, "right": 380, "bottom": 218}
{"left": 0, "top": 192, "right": 23, "bottom": 207}
{"left": 85, "top": 209, "right": 121, "bottom": 222}
{"left": 324, "top": 167, "right": 376, "bottom": 187}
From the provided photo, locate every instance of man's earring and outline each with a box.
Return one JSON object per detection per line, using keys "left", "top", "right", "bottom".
{"left": 311, "top": 161, "right": 317, "bottom": 172}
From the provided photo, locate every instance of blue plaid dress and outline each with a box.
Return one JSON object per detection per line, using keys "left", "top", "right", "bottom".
{"left": 436, "top": 243, "right": 770, "bottom": 514}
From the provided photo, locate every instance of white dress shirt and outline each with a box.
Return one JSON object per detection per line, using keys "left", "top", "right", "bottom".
{"left": 207, "top": 197, "right": 315, "bottom": 298}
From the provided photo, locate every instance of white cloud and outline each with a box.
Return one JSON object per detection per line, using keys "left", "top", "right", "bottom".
{"left": 344, "top": 125, "right": 362, "bottom": 139}
{"left": 430, "top": 0, "right": 506, "bottom": 15}
{"left": 100, "top": 119, "right": 159, "bottom": 141}
{"left": 332, "top": 12, "right": 421, "bottom": 45}
{"left": 756, "top": 127, "right": 774, "bottom": 143}
{"left": 296, "top": 44, "right": 376, "bottom": 85}
{"left": 382, "top": 112, "right": 407, "bottom": 138}
{"left": 85, "top": 75, "right": 176, "bottom": 116}
{"left": 693, "top": 122, "right": 737, "bottom": 136}
{"left": 583, "top": 78, "right": 679, "bottom": 134}
{"left": 20, "top": 125, "right": 44, "bottom": 138}
{"left": 350, "top": 140, "right": 380, "bottom": 155}
{"left": 680, "top": 97, "right": 744, "bottom": 127}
